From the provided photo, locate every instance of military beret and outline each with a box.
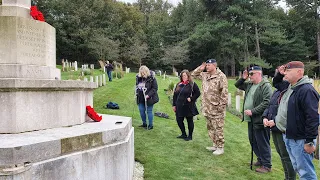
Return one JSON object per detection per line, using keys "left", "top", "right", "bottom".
{"left": 285, "top": 61, "right": 304, "bottom": 69}
{"left": 206, "top": 59, "right": 217, "bottom": 64}
{"left": 249, "top": 66, "right": 262, "bottom": 72}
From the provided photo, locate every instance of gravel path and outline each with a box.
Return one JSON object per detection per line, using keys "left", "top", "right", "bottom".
{"left": 133, "top": 161, "right": 144, "bottom": 180}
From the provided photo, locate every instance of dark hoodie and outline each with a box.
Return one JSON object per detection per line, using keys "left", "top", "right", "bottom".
{"left": 262, "top": 72, "right": 289, "bottom": 132}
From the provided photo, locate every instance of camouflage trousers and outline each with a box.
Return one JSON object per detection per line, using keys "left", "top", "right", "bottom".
{"left": 205, "top": 113, "right": 225, "bottom": 148}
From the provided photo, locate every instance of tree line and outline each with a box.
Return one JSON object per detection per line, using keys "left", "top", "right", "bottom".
{"left": 32, "top": 0, "right": 320, "bottom": 77}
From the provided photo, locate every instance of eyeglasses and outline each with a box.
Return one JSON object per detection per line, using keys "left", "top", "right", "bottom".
{"left": 249, "top": 72, "right": 255, "bottom": 76}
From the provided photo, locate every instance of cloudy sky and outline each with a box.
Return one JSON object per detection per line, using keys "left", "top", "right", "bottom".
{"left": 118, "top": 0, "right": 288, "bottom": 9}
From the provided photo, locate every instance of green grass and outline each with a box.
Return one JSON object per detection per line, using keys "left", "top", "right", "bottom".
{"left": 61, "top": 71, "right": 320, "bottom": 179}
{"left": 57, "top": 65, "right": 105, "bottom": 80}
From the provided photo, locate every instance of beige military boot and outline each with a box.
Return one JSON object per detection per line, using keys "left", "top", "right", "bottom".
{"left": 212, "top": 148, "right": 224, "bottom": 155}
{"left": 206, "top": 146, "right": 217, "bottom": 151}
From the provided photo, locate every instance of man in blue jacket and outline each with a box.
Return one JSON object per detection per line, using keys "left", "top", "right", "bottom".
{"left": 276, "top": 61, "right": 319, "bottom": 180}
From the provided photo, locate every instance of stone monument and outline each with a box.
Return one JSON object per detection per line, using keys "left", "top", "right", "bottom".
{"left": 0, "top": 1, "right": 134, "bottom": 179}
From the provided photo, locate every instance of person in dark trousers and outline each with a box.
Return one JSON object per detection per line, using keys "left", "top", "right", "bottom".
{"left": 173, "top": 70, "right": 201, "bottom": 141}
{"left": 105, "top": 61, "right": 114, "bottom": 81}
{"left": 263, "top": 65, "right": 296, "bottom": 179}
{"left": 235, "top": 66, "right": 273, "bottom": 173}
{"left": 274, "top": 61, "right": 319, "bottom": 179}
{"left": 136, "top": 65, "right": 159, "bottom": 130}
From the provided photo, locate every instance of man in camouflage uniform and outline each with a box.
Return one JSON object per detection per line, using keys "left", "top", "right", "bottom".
{"left": 192, "top": 59, "right": 228, "bottom": 155}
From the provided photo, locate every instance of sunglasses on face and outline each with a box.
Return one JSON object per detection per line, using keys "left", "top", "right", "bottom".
{"left": 249, "top": 72, "right": 255, "bottom": 76}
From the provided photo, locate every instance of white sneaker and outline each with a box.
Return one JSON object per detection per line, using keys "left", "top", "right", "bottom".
{"left": 206, "top": 146, "right": 217, "bottom": 151}
{"left": 212, "top": 148, "right": 224, "bottom": 155}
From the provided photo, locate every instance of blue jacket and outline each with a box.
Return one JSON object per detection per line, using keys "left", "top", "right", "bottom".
{"left": 286, "top": 77, "right": 319, "bottom": 142}
{"left": 262, "top": 73, "right": 289, "bottom": 132}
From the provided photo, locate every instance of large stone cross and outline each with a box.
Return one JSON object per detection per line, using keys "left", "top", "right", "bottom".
{"left": 2, "top": 0, "right": 31, "bottom": 9}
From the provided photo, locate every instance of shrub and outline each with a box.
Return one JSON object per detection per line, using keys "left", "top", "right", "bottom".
{"left": 83, "top": 69, "right": 92, "bottom": 76}
{"left": 112, "top": 70, "right": 124, "bottom": 79}
{"left": 168, "top": 82, "right": 175, "bottom": 91}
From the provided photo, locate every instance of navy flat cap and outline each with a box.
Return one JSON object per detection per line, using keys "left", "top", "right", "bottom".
{"left": 249, "top": 66, "right": 262, "bottom": 72}
{"left": 206, "top": 59, "right": 217, "bottom": 64}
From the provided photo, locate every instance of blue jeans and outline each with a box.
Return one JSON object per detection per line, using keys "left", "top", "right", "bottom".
{"left": 138, "top": 103, "right": 154, "bottom": 127}
{"left": 283, "top": 134, "right": 317, "bottom": 180}
{"left": 107, "top": 71, "right": 112, "bottom": 81}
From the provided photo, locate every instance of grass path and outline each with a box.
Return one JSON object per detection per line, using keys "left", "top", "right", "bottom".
{"left": 92, "top": 73, "right": 320, "bottom": 180}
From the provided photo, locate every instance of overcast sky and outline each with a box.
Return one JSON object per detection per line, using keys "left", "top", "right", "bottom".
{"left": 118, "top": 0, "right": 288, "bottom": 9}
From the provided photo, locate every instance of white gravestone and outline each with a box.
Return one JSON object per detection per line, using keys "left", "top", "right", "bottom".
{"left": 90, "top": 76, "right": 94, "bottom": 82}
{"left": 95, "top": 76, "right": 99, "bottom": 87}
{"left": 236, "top": 95, "right": 241, "bottom": 112}
{"left": 74, "top": 61, "right": 78, "bottom": 71}
{"left": 228, "top": 93, "right": 232, "bottom": 107}
{"left": 99, "top": 75, "right": 102, "bottom": 87}
{"left": 103, "top": 74, "right": 106, "bottom": 86}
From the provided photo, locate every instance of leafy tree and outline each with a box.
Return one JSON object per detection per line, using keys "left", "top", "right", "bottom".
{"left": 161, "top": 43, "right": 189, "bottom": 71}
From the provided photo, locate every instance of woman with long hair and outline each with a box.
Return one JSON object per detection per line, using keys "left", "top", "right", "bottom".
{"left": 136, "top": 65, "right": 159, "bottom": 130}
{"left": 173, "top": 70, "right": 200, "bottom": 141}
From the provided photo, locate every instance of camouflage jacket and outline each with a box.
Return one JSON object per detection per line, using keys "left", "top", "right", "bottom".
{"left": 192, "top": 66, "right": 228, "bottom": 117}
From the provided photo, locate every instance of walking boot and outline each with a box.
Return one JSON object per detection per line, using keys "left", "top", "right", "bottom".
{"left": 212, "top": 148, "right": 224, "bottom": 155}
{"left": 255, "top": 166, "right": 271, "bottom": 173}
{"left": 139, "top": 124, "right": 147, "bottom": 128}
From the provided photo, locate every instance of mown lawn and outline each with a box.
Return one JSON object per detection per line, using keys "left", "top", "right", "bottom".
{"left": 61, "top": 70, "right": 320, "bottom": 180}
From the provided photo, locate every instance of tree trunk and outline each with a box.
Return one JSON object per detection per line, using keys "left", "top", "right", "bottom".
{"left": 244, "top": 24, "right": 249, "bottom": 62}
{"left": 231, "top": 54, "right": 235, "bottom": 77}
{"left": 255, "top": 21, "right": 261, "bottom": 59}
{"left": 223, "top": 56, "right": 228, "bottom": 76}
{"left": 317, "top": 31, "right": 320, "bottom": 75}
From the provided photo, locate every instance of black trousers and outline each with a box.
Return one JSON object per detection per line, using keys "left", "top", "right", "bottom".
{"left": 248, "top": 122, "right": 271, "bottom": 168}
{"left": 176, "top": 116, "right": 194, "bottom": 137}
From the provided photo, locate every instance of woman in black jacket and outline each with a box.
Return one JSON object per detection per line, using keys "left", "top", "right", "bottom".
{"left": 173, "top": 70, "right": 200, "bottom": 141}
{"left": 136, "top": 65, "right": 159, "bottom": 130}
{"left": 263, "top": 66, "right": 295, "bottom": 179}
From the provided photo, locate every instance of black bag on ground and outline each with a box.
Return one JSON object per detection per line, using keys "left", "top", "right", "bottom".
{"left": 106, "top": 102, "right": 119, "bottom": 109}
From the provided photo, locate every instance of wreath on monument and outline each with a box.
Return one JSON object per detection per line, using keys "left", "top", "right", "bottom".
{"left": 86, "top": 105, "right": 103, "bottom": 122}
{"left": 30, "top": 6, "right": 45, "bottom": 22}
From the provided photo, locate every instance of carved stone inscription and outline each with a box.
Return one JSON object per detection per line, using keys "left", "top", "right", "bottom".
{"left": 17, "top": 24, "right": 55, "bottom": 65}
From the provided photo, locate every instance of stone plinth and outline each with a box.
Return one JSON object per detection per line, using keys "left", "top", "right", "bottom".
{"left": 0, "top": 16, "right": 57, "bottom": 79}
{"left": 0, "top": 79, "right": 97, "bottom": 133}
{"left": 2, "top": 0, "right": 31, "bottom": 9}
{"left": 0, "top": 115, "right": 135, "bottom": 180}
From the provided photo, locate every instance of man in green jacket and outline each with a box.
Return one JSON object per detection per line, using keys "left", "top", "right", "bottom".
{"left": 235, "top": 66, "right": 272, "bottom": 173}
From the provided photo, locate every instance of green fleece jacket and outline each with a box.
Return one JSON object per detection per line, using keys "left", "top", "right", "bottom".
{"left": 235, "top": 77, "right": 273, "bottom": 129}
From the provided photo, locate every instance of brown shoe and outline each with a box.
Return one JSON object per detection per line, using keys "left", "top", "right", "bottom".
{"left": 248, "top": 161, "right": 261, "bottom": 166}
{"left": 255, "top": 166, "right": 271, "bottom": 173}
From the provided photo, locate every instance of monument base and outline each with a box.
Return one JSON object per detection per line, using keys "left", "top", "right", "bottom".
{"left": 0, "top": 79, "right": 97, "bottom": 134}
{"left": 0, "top": 114, "right": 134, "bottom": 180}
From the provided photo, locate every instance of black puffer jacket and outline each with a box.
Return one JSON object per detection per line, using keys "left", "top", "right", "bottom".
{"left": 173, "top": 82, "right": 201, "bottom": 117}
{"left": 136, "top": 72, "right": 159, "bottom": 105}
{"left": 262, "top": 72, "right": 289, "bottom": 132}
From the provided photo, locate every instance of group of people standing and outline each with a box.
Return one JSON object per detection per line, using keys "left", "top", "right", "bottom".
{"left": 135, "top": 59, "right": 229, "bottom": 156}
{"left": 134, "top": 59, "right": 319, "bottom": 179}
{"left": 236, "top": 61, "right": 319, "bottom": 179}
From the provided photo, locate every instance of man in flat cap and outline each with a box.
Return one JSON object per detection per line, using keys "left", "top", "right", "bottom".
{"left": 192, "top": 59, "right": 228, "bottom": 155}
{"left": 235, "top": 66, "right": 273, "bottom": 173}
{"left": 275, "top": 61, "right": 319, "bottom": 179}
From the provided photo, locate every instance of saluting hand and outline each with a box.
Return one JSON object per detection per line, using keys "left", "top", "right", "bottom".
{"left": 187, "top": 97, "right": 191, "bottom": 102}
{"left": 199, "top": 62, "right": 206, "bottom": 71}
{"left": 173, "top": 106, "right": 176, "bottom": 112}
{"left": 278, "top": 65, "right": 285, "bottom": 75}
{"left": 242, "top": 70, "right": 248, "bottom": 79}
